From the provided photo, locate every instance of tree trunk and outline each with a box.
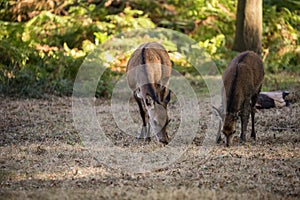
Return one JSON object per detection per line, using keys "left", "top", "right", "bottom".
{"left": 233, "top": 0, "right": 262, "bottom": 55}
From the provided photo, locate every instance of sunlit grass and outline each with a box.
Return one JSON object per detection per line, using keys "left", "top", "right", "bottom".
{"left": 176, "top": 71, "right": 300, "bottom": 97}
{"left": 263, "top": 72, "right": 300, "bottom": 92}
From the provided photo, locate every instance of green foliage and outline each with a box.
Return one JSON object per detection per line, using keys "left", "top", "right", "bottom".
{"left": 0, "top": 0, "right": 299, "bottom": 97}
{"left": 0, "top": 2, "right": 154, "bottom": 97}
{"left": 264, "top": 0, "right": 300, "bottom": 12}
{"left": 262, "top": 5, "right": 300, "bottom": 73}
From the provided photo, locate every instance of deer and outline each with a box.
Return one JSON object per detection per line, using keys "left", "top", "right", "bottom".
{"left": 213, "top": 51, "right": 264, "bottom": 147}
{"left": 126, "top": 42, "right": 172, "bottom": 144}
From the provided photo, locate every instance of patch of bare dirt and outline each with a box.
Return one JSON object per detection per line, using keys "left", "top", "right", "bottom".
{"left": 0, "top": 95, "right": 299, "bottom": 199}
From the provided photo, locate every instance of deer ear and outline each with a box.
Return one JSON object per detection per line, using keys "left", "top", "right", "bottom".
{"left": 135, "top": 88, "right": 142, "bottom": 99}
{"left": 145, "top": 95, "right": 155, "bottom": 109}
{"left": 164, "top": 90, "right": 171, "bottom": 104}
{"left": 212, "top": 106, "right": 222, "bottom": 121}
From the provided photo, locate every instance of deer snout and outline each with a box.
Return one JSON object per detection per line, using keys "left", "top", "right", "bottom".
{"left": 223, "top": 119, "right": 236, "bottom": 147}
{"left": 224, "top": 131, "right": 235, "bottom": 147}
{"left": 156, "top": 128, "right": 169, "bottom": 145}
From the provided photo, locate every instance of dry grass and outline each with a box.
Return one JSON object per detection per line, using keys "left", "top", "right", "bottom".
{"left": 0, "top": 95, "right": 299, "bottom": 199}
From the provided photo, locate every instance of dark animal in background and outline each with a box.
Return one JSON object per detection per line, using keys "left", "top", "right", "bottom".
{"left": 126, "top": 42, "right": 172, "bottom": 144}
{"left": 214, "top": 51, "right": 264, "bottom": 146}
{"left": 256, "top": 91, "right": 290, "bottom": 109}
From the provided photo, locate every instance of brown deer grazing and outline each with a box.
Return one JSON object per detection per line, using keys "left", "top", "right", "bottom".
{"left": 214, "top": 51, "right": 264, "bottom": 146}
{"left": 126, "top": 42, "right": 172, "bottom": 144}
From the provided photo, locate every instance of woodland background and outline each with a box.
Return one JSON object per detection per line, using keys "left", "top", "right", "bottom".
{"left": 1, "top": 1, "right": 300, "bottom": 199}
{"left": 0, "top": 0, "right": 299, "bottom": 97}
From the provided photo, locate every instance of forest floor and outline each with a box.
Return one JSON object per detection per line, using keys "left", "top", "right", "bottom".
{"left": 0, "top": 92, "right": 299, "bottom": 199}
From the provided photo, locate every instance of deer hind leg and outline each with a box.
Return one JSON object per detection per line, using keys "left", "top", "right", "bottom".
{"left": 250, "top": 91, "right": 259, "bottom": 139}
{"left": 134, "top": 92, "right": 150, "bottom": 141}
{"left": 240, "top": 101, "right": 250, "bottom": 143}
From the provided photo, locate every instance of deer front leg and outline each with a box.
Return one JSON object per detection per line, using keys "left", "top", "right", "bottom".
{"left": 216, "top": 119, "right": 222, "bottom": 143}
{"left": 212, "top": 105, "right": 223, "bottom": 144}
{"left": 134, "top": 92, "right": 150, "bottom": 141}
{"left": 139, "top": 126, "right": 147, "bottom": 139}
{"left": 144, "top": 122, "right": 151, "bottom": 142}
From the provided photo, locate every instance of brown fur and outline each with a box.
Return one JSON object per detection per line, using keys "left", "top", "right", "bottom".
{"left": 126, "top": 42, "right": 172, "bottom": 144}
{"left": 220, "top": 51, "right": 264, "bottom": 146}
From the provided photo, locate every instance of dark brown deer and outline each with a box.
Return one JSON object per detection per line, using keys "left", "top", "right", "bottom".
{"left": 214, "top": 51, "right": 264, "bottom": 146}
{"left": 126, "top": 42, "right": 172, "bottom": 144}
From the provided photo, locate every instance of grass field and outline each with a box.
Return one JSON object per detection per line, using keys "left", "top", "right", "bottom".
{"left": 0, "top": 91, "right": 299, "bottom": 199}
